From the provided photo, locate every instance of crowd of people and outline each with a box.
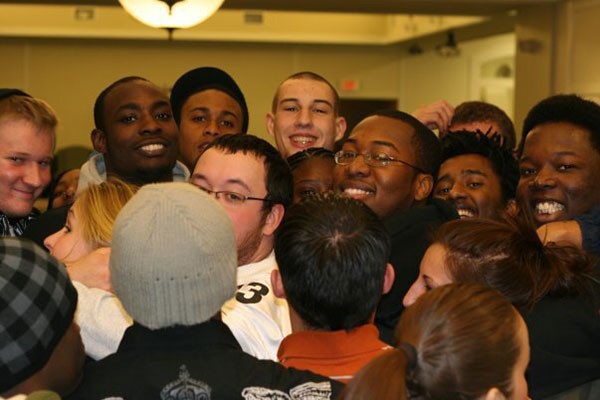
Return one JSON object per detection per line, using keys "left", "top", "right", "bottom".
{"left": 0, "top": 66, "right": 598, "bottom": 400}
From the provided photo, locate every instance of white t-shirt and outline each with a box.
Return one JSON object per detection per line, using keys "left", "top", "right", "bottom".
{"left": 222, "top": 252, "right": 291, "bottom": 360}
{"left": 75, "top": 252, "right": 290, "bottom": 361}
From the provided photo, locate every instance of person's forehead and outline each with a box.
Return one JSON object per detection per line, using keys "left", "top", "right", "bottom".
{"left": 526, "top": 121, "right": 592, "bottom": 146}
{"left": 349, "top": 116, "right": 415, "bottom": 148}
{"left": 294, "top": 157, "right": 335, "bottom": 178}
{"left": 0, "top": 118, "right": 53, "bottom": 154}
{"left": 104, "top": 80, "right": 168, "bottom": 112}
{"left": 183, "top": 89, "right": 242, "bottom": 114}
{"left": 196, "top": 148, "right": 267, "bottom": 188}
{"left": 441, "top": 154, "right": 497, "bottom": 176}
{"left": 277, "top": 78, "right": 335, "bottom": 103}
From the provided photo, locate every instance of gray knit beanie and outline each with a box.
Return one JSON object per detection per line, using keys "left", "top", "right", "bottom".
{"left": 110, "top": 182, "right": 237, "bottom": 330}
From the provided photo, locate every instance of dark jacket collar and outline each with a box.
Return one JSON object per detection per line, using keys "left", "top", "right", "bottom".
{"left": 118, "top": 319, "right": 242, "bottom": 352}
{"left": 384, "top": 197, "right": 458, "bottom": 235}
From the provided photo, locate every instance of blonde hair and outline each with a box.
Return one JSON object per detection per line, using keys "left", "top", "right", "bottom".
{"left": 0, "top": 95, "right": 58, "bottom": 135}
{"left": 73, "top": 179, "right": 138, "bottom": 248}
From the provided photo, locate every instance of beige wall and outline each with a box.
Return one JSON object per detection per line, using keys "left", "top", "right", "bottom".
{"left": 1, "top": 33, "right": 514, "bottom": 152}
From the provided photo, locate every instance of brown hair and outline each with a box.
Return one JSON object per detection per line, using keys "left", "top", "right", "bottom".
{"left": 0, "top": 95, "right": 58, "bottom": 139}
{"left": 435, "top": 217, "right": 596, "bottom": 309}
{"left": 338, "top": 349, "right": 410, "bottom": 400}
{"left": 271, "top": 71, "right": 340, "bottom": 115}
{"left": 451, "top": 101, "right": 516, "bottom": 150}
{"left": 396, "top": 283, "right": 522, "bottom": 400}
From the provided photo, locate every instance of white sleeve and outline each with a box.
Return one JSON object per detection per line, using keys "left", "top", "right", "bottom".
{"left": 73, "top": 281, "right": 132, "bottom": 360}
{"left": 221, "top": 287, "right": 291, "bottom": 361}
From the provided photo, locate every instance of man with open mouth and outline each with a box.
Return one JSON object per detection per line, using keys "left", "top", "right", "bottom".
{"left": 517, "top": 95, "right": 600, "bottom": 229}
{"left": 266, "top": 71, "right": 346, "bottom": 159}
{"left": 434, "top": 131, "right": 519, "bottom": 220}
{"left": 332, "top": 109, "right": 457, "bottom": 343}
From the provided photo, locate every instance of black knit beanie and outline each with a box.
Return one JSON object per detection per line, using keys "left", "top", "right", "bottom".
{"left": 170, "top": 67, "right": 248, "bottom": 133}
{"left": 0, "top": 88, "right": 31, "bottom": 101}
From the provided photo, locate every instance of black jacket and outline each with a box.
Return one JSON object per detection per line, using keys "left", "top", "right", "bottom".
{"left": 375, "top": 198, "right": 458, "bottom": 344}
{"left": 524, "top": 292, "right": 600, "bottom": 399}
{"left": 68, "top": 320, "right": 343, "bottom": 400}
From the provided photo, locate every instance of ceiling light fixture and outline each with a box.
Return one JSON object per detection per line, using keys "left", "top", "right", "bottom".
{"left": 436, "top": 31, "right": 460, "bottom": 57}
{"left": 118, "top": 0, "right": 224, "bottom": 38}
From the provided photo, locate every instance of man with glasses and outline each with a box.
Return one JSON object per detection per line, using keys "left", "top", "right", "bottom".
{"left": 333, "top": 110, "right": 457, "bottom": 343}
{"left": 191, "top": 133, "right": 293, "bottom": 361}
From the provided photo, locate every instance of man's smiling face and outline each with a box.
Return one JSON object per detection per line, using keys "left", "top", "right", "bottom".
{"left": 267, "top": 78, "right": 344, "bottom": 159}
{"left": 517, "top": 121, "right": 600, "bottom": 226}
{"left": 96, "top": 80, "right": 178, "bottom": 183}
{"left": 333, "top": 115, "right": 420, "bottom": 218}
{"left": 434, "top": 154, "right": 504, "bottom": 219}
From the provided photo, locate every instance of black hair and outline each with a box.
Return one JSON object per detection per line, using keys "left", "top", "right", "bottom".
{"left": 451, "top": 101, "right": 516, "bottom": 150}
{"left": 518, "top": 94, "right": 600, "bottom": 157}
{"left": 368, "top": 109, "right": 441, "bottom": 177}
{"left": 440, "top": 131, "right": 519, "bottom": 203}
{"left": 274, "top": 192, "right": 391, "bottom": 331}
{"left": 204, "top": 134, "right": 293, "bottom": 209}
{"left": 286, "top": 147, "right": 335, "bottom": 171}
{"left": 93, "top": 76, "right": 149, "bottom": 131}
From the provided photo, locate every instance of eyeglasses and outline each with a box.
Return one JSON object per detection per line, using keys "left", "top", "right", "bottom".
{"left": 334, "top": 150, "right": 424, "bottom": 172}
{"left": 199, "top": 187, "right": 270, "bottom": 206}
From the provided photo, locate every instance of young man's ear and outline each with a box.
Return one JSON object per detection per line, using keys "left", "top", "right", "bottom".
{"left": 382, "top": 263, "right": 395, "bottom": 295}
{"left": 334, "top": 116, "right": 347, "bottom": 142}
{"left": 483, "top": 388, "right": 507, "bottom": 400}
{"left": 270, "top": 269, "right": 286, "bottom": 299}
{"left": 262, "top": 204, "right": 285, "bottom": 236}
{"left": 265, "top": 113, "right": 275, "bottom": 139}
{"left": 91, "top": 129, "right": 107, "bottom": 154}
{"left": 413, "top": 173, "right": 434, "bottom": 202}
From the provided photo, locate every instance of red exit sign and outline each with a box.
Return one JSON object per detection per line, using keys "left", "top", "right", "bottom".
{"left": 340, "top": 79, "right": 360, "bottom": 92}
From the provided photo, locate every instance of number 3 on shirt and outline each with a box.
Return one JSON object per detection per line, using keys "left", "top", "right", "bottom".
{"left": 236, "top": 282, "right": 269, "bottom": 304}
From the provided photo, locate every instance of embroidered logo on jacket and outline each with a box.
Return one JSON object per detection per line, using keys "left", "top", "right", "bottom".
{"left": 241, "top": 382, "right": 332, "bottom": 400}
{"left": 160, "top": 365, "right": 212, "bottom": 400}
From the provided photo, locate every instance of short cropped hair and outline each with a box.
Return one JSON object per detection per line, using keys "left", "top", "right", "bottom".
{"left": 204, "top": 134, "right": 293, "bottom": 210}
{"left": 451, "top": 101, "right": 516, "bottom": 150}
{"left": 286, "top": 147, "right": 335, "bottom": 171}
{"left": 518, "top": 94, "right": 600, "bottom": 157}
{"left": 369, "top": 109, "right": 441, "bottom": 177}
{"left": 274, "top": 192, "right": 391, "bottom": 331}
{"left": 0, "top": 95, "right": 58, "bottom": 137}
{"left": 271, "top": 71, "right": 340, "bottom": 115}
{"left": 93, "top": 76, "right": 149, "bottom": 131}
{"left": 74, "top": 179, "right": 138, "bottom": 248}
{"left": 441, "top": 131, "right": 519, "bottom": 203}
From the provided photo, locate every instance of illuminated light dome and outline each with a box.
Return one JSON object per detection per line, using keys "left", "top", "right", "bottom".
{"left": 118, "top": 0, "right": 225, "bottom": 29}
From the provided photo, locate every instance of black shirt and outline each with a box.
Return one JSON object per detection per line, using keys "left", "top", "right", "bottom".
{"left": 68, "top": 320, "right": 343, "bottom": 400}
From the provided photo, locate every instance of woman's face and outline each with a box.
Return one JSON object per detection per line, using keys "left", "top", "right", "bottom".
{"left": 44, "top": 202, "right": 93, "bottom": 263}
{"left": 403, "top": 243, "right": 454, "bottom": 307}
{"left": 51, "top": 169, "right": 80, "bottom": 209}
{"left": 292, "top": 156, "right": 335, "bottom": 203}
